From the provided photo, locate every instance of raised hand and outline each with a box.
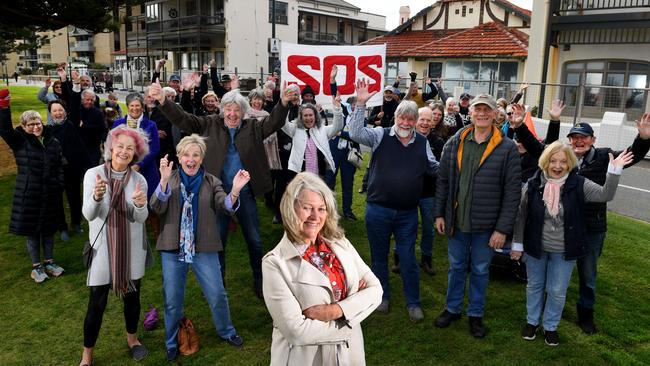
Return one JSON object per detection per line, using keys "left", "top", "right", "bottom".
{"left": 547, "top": 99, "right": 565, "bottom": 120}
{"left": 149, "top": 81, "right": 166, "bottom": 104}
{"left": 636, "top": 112, "right": 650, "bottom": 139}
{"left": 436, "top": 77, "right": 443, "bottom": 86}
{"left": 56, "top": 66, "right": 67, "bottom": 81}
{"left": 518, "top": 82, "right": 529, "bottom": 93}
{"left": 159, "top": 154, "right": 173, "bottom": 184}
{"left": 329, "top": 65, "right": 338, "bottom": 84}
{"left": 231, "top": 169, "right": 250, "bottom": 195}
{"left": 230, "top": 74, "right": 240, "bottom": 89}
{"left": 182, "top": 75, "right": 195, "bottom": 91}
{"left": 203, "top": 63, "right": 209, "bottom": 73}
{"left": 93, "top": 174, "right": 108, "bottom": 201}
{"left": 425, "top": 77, "right": 432, "bottom": 84}
{"left": 132, "top": 181, "right": 147, "bottom": 208}
{"left": 156, "top": 59, "right": 166, "bottom": 72}
{"left": 316, "top": 103, "right": 323, "bottom": 113}
{"left": 71, "top": 70, "right": 80, "bottom": 84}
{"left": 510, "top": 103, "right": 526, "bottom": 127}
{"left": 281, "top": 81, "right": 300, "bottom": 106}
{"left": 610, "top": 150, "right": 634, "bottom": 169}
{"left": 45, "top": 78, "right": 52, "bottom": 88}
{"left": 354, "top": 79, "right": 378, "bottom": 106}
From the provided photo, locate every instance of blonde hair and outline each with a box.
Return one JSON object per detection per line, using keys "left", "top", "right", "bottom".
{"left": 20, "top": 110, "right": 43, "bottom": 126}
{"left": 280, "top": 172, "right": 344, "bottom": 243}
{"left": 176, "top": 134, "right": 207, "bottom": 159}
{"left": 538, "top": 141, "right": 578, "bottom": 174}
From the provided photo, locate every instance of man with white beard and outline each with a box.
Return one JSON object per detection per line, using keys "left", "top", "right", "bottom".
{"left": 348, "top": 80, "right": 439, "bottom": 322}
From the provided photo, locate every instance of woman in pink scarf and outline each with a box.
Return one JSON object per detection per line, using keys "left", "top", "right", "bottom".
{"left": 510, "top": 141, "right": 633, "bottom": 346}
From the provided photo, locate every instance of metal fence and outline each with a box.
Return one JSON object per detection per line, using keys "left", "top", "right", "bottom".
{"left": 396, "top": 77, "right": 650, "bottom": 124}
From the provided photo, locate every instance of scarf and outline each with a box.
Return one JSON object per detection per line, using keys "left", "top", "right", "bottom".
{"left": 542, "top": 171, "right": 569, "bottom": 218}
{"left": 304, "top": 129, "right": 319, "bottom": 174}
{"left": 104, "top": 162, "right": 134, "bottom": 297}
{"left": 178, "top": 167, "right": 204, "bottom": 263}
{"left": 47, "top": 116, "right": 66, "bottom": 126}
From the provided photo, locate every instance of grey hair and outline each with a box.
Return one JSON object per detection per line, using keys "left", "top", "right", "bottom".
{"left": 296, "top": 103, "right": 322, "bottom": 129}
{"left": 220, "top": 89, "right": 249, "bottom": 117}
{"left": 125, "top": 92, "right": 144, "bottom": 107}
{"left": 176, "top": 134, "right": 207, "bottom": 159}
{"left": 81, "top": 88, "right": 96, "bottom": 100}
{"left": 445, "top": 97, "right": 458, "bottom": 108}
{"left": 20, "top": 110, "right": 43, "bottom": 126}
{"left": 162, "top": 87, "right": 177, "bottom": 97}
{"left": 394, "top": 100, "right": 419, "bottom": 120}
{"left": 263, "top": 80, "right": 276, "bottom": 90}
{"left": 248, "top": 88, "right": 265, "bottom": 102}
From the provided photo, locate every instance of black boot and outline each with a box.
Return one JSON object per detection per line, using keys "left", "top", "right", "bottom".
{"left": 421, "top": 255, "right": 435, "bottom": 275}
{"left": 391, "top": 253, "right": 400, "bottom": 274}
{"left": 577, "top": 304, "right": 598, "bottom": 334}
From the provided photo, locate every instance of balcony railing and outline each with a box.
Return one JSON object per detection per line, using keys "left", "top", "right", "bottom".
{"left": 298, "top": 31, "right": 347, "bottom": 45}
{"left": 554, "top": 0, "right": 650, "bottom": 15}
{"left": 72, "top": 40, "right": 95, "bottom": 52}
{"left": 146, "top": 15, "right": 224, "bottom": 33}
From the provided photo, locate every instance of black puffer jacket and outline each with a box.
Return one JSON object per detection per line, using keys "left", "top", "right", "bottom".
{"left": 0, "top": 108, "right": 64, "bottom": 236}
{"left": 435, "top": 125, "right": 521, "bottom": 236}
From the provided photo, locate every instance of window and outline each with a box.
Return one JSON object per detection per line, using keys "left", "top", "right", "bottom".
{"left": 455, "top": 9, "right": 460, "bottom": 14}
{"left": 146, "top": 4, "right": 160, "bottom": 21}
{"left": 562, "top": 59, "right": 650, "bottom": 119}
{"left": 269, "top": 1, "right": 288, "bottom": 25}
{"left": 462, "top": 5, "right": 467, "bottom": 17}
{"left": 469, "top": 8, "right": 473, "bottom": 14}
{"left": 443, "top": 60, "right": 520, "bottom": 96}
{"left": 428, "top": 62, "right": 443, "bottom": 79}
{"left": 187, "top": 0, "right": 197, "bottom": 16}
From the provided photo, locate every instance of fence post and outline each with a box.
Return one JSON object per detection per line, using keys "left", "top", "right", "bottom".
{"left": 573, "top": 73, "right": 584, "bottom": 125}
{"left": 260, "top": 67, "right": 264, "bottom": 87}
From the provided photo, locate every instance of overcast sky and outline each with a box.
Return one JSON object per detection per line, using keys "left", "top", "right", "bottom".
{"left": 345, "top": 0, "right": 533, "bottom": 30}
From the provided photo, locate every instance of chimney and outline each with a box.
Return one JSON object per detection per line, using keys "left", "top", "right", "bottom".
{"left": 399, "top": 6, "right": 411, "bottom": 25}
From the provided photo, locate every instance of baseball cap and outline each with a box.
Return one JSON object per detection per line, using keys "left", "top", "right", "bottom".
{"left": 220, "top": 74, "right": 232, "bottom": 82}
{"left": 567, "top": 122, "right": 594, "bottom": 137}
{"left": 384, "top": 86, "right": 396, "bottom": 93}
{"left": 460, "top": 92, "right": 472, "bottom": 100}
{"left": 469, "top": 94, "right": 497, "bottom": 110}
{"left": 168, "top": 74, "right": 181, "bottom": 82}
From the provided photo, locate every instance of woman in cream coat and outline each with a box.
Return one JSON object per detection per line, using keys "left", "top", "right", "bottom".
{"left": 79, "top": 125, "right": 150, "bottom": 366}
{"left": 262, "top": 172, "right": 382, "bottom": 366}
{"left": 282, "top": 95, "right": 343, "bottom": 177}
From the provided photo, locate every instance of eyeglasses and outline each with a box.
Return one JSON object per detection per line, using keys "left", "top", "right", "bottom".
{"left": 506, "top": 112, "right": 513, "bottom": 116}
{"left": 25, "top": 122, "right": 42, "bottom": 129}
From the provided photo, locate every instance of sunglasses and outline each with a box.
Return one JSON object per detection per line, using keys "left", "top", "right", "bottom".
{"left": 506, "top": 112, "right": 513, "bottom": 116}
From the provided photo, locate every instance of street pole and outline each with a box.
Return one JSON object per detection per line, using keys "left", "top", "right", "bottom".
{"left": 271, "top": 0, "right": 276, "bottom": 73}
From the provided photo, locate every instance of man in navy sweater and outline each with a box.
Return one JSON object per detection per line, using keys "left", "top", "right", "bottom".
{"left": 349, "top": 80, "right": 439, "bottom": 322}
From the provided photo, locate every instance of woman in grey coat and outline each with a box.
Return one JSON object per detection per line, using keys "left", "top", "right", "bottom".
{"left": 79, "top": 125, "right": 150, "bottom": 366}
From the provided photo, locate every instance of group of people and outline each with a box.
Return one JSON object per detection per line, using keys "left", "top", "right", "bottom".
{"left": 1, "top": 60, "right": 650, "bottom": 365}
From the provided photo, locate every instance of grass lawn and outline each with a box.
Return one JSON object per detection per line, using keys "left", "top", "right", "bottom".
{"left": 0, "top": 87, "right": 649, "bottom": 365}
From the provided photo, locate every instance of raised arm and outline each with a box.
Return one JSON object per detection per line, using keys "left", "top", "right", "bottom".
{"left": 149, "top": 81, "right": 213, "bottom": 135}
{"left": 584, "top": 150, "right": 633, "bottom": 202}
{"left": 348, "top": 79, "right": 382, "bottom": 147}
{"left": 616, "top": 112, "right": 650, "bottom": 168}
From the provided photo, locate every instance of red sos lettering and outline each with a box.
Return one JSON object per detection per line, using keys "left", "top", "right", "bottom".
{"left": 287, "top": 54, "right": 382, "bottom": 96}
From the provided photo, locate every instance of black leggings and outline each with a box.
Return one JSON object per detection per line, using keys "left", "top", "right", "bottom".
{"left": 83, "top": 280, "right": 141, "bottom": 348}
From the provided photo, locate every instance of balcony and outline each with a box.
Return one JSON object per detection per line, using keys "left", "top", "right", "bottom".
{"left": 298, "top": 30, "right": 347, "bottom": 45}
{"left": 146, "top": 15, "right": 225, "bottom": 34}
{"left": 553, "top": 0, "right": 650, "bottom": 15}
{"left": 72, "top": 40, "right": 95, "bottom": 52}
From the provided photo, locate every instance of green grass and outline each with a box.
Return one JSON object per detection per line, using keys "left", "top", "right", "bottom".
{"left": 0, "top": 89, "right": 649, "bottom": 365}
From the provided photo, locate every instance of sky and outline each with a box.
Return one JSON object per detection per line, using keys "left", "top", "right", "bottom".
{"left": 345, "top": 0, "right": 533, "bottom": 31}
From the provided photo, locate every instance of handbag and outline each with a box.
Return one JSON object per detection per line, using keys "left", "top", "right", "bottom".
{"left": 178, "top": 317, "right": 200, "bottom": 355}
{"left": 347, "top": 147, "right": 363, "bottom": 169}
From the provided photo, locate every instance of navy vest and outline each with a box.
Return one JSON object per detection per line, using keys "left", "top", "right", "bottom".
{"left": 578, "top": 148, "right": 610, "bottom": 233}
{"left": 523, "top": 169, "right": 587, "bottom": 260}
{"left": 367, "top": 129, "right": 428, "bottom": 209}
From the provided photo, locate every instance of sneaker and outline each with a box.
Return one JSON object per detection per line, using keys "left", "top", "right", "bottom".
{"left": 166, "top": 347, "right": 178, "bottom": 362}
{"left": 434, "top": 309, "right": 461, "bottom": 328}
{"left": 31, "top": 265, "right": 49, "bottom": 283}
{"left": 468, "top": 316, "right": 487, "bottom": 338}
{"left": 375, "top": 299, "right": 390, "bottom": 313}
{"left": 407, "top": 306, "right": 424, "bottom": 322}
{"left": 44, "top": 261, "right": 64, "bottom": 277}
{"left": 222, "top": 334, "right": 244, "bottom": 347}
{"left": 544, "top": 330, "right": 559, "bottom": 346}
{"left": 343, "top": 212, "right": 357, "bottom": 221}
{"left": 60, "top": 230, "right": 70, "bottom": 242}
{"left": 521, "top": 323, "right": 538, "bottom": 340}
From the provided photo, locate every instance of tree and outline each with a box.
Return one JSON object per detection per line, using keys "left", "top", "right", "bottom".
{"left": 0, "top": 1, "right": 139, "bottom": 55}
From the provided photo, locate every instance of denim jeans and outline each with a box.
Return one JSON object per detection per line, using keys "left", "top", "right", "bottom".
{"left": 325, "top": 141, "right": 356, "bottom": 215}
{"left": 418, "top": 197, "right": 435, "bottom": 257}
{"left": 365, "top": 202, "right": 420, "bottom": 307}
{"left": 576, "top": 231, "right": 606, "bottom": 309}
{"left": 218, "top": 189, "right": 263, "bottom": 281}
{"left": 445, "top": 230, "right": 494, "bottom": 317}
{"left": 525, "top": 251, "right": 576, "bottom": 331}
{"left": 26, "top": 235, "right": 54, "bottom": 264}
{"left": 161, "top": 251, "right": 237, "bottom": 350}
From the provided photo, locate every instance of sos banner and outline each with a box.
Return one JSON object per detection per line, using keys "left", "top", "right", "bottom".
{"left": 280, "top": 42, "right": 386, "bottom": 107}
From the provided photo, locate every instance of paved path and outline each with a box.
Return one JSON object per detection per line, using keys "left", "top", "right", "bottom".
{"left": 609, "top": 160, "right": 650, "bottom": 223}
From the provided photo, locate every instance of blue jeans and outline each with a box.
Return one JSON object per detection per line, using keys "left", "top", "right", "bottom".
{"left": 218, "top": 189, "right": 263, "bottom": 281}
{"left": 161, "top": 251, "right": 237, "bottom": 350}
{"left": 365, "top": 202, "right": 420, "bottom": 307}
{"left": 525, "top": 252, "right": 576, "bottom": 331}
{"left": 576, "top": 231, "right": 606, "bottom": 309}
{"left": 418, "top": 197, "right": 435, "bottom": 257}
{"left": 325, "top": 142, "right": 356, "bottom": 215}
{"left": 446, "top": 230, "right": 494, "bottom": 317}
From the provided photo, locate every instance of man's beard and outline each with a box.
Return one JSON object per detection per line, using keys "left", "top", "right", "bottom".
{"left": 396, "top": 127, "right": 412, "bottom": 138}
